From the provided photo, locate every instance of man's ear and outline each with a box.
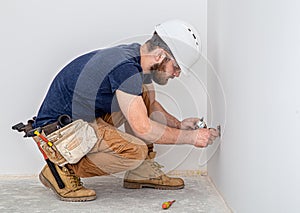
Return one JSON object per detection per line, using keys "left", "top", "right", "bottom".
{"left": 153, "top": 48, "right": 166, "bottom": 63}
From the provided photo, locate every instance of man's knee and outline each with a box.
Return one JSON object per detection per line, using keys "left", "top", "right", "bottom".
{"left": 124, "top": 141, "right": 148, "bottom": 171}
{"left": 127, "top": 139, "right": 148, "bottom": 161}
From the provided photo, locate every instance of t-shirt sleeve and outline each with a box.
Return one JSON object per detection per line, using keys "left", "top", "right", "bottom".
{"left": 108, "top": 62, "right": 143, "bottom": 95}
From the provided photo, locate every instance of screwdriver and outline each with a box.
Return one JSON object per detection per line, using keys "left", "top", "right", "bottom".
{"left": 162, "top": 200, "right": 176, "bottom": 209}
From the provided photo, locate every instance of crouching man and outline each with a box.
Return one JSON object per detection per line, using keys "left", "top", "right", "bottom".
{"left": 31, "top": 20, "right": 219, "bottom": 201}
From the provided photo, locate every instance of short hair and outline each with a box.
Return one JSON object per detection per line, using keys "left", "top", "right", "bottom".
{"left": 145, "top": 32, "right": 175, "bottom": 58}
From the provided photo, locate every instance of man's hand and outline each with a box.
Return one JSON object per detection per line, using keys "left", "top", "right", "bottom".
{"left": 180, "top": 117, "right": 202, "bottom": 130}
{"left": 193, "top": 128, "right": 219, "bottom": 148}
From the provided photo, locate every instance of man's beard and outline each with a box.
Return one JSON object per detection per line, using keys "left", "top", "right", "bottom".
{"left": 150, "top": 58, "right": 169, "bottom": 85}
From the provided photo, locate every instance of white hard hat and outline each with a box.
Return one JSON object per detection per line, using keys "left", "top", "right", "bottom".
{"left": 155, "top": 19, "right": 202, "bottom": 73}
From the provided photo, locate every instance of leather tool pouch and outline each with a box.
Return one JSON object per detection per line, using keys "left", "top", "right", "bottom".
{"left": 36, "top": 119, "right": 98, "bottom": 166}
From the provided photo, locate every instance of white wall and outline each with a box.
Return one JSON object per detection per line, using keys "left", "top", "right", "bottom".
{"left": 0, "top": 0, "right": 207, "bottom": 174}
{"left": 207, "top": 0, "right": 300, "bottom": 212}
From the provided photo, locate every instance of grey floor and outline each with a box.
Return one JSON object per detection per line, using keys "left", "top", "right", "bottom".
{"left": 0, "top": 175, "right": 230, "bottom": 213}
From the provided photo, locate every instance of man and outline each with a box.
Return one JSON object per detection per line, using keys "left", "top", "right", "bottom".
{"left": 33, "top": 20, "right": 219, "bottom": 201}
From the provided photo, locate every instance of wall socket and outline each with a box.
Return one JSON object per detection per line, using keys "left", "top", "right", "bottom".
{"left": 217, "top": 125, "right": 221, "bottom": 138}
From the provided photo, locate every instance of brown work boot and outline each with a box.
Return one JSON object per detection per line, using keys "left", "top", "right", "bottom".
{"left": 123, "top": 151, "right": 184, "bottom": 190}
{"left": 39, "top": 164, "right": 96, "bottom": 202}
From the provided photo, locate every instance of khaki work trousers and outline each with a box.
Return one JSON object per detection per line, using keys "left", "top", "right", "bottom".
{"left": 68, "top": 87, "right": 151, "bottom": 177}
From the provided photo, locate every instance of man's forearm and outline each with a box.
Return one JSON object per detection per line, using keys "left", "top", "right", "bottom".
{"left": 116, "top": 90, "right": 198, "bottom": 146}
{"left": 149, "top": 101, "right": 181, "bottom": 129}
{"left": 134, "top": 118, "right": 196, "bottom": 145}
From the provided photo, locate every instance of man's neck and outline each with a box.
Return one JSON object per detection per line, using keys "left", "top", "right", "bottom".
{"left": 140, "top": 44, "right": 153, "bottom": 74}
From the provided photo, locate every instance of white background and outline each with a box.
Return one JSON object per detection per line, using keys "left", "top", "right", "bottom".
{"left": 0, "top": 0, "right": 207, "bottom": 175}
{"left": 207, "top": 0, "right": 300, "bottom": 212}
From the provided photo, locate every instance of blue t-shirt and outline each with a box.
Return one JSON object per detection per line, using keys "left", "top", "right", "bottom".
{"left": 33, "top": 43, "right": 151, "bottom": 128}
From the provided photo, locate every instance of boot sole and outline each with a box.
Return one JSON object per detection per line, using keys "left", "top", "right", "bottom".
{"left": 39, "top": 172, "right": 96, "bottom": 202}
{"left": 123, "top": 180, "right": 184, "bottom": 190}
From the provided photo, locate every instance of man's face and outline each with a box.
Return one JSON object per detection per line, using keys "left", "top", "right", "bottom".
{"left": 150, "top": 53, "right": 181, "bottom": 85}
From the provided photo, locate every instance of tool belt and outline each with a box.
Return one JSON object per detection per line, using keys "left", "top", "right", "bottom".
{"left": 13, "top": 115, "right": 98, "bottom": 166}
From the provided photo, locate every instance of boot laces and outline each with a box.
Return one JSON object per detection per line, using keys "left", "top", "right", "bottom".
{"left": 66, "top": 168, "right": 83, "bottom": 189}
{"left": 150, "top": 161, "right": 165, "bottom": 175}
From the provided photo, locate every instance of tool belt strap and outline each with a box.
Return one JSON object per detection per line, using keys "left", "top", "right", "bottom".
{"left": 42, "top": 122, "right": 60, "bottom": 135}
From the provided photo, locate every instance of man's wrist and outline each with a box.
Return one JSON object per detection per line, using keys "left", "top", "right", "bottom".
{"left": 177, "top": 129, "right": 197, "bottom": 145}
